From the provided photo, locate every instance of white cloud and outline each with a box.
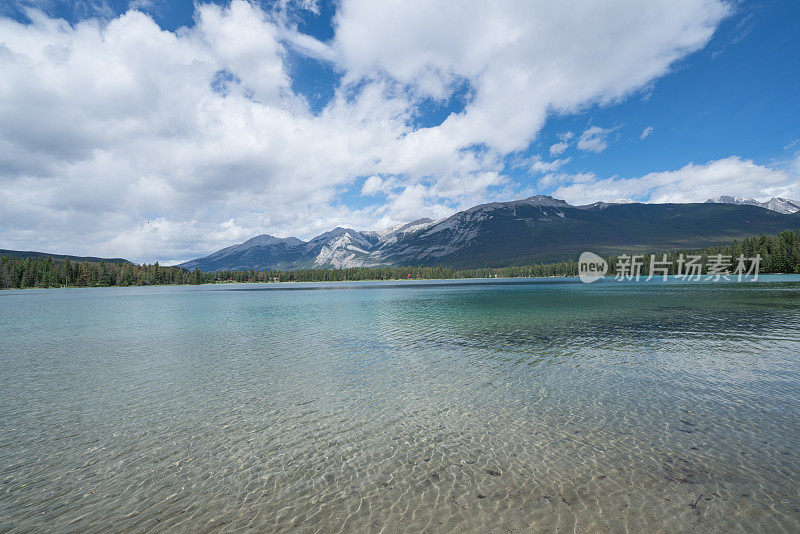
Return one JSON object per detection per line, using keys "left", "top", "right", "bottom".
{"left": 334, "top": 1, "right": 728, "bottom": 153}
{"left": 513, "top": 155, "right": 570, "bottom": 174}
{"left": 0, "top": 0, "right": 732, "bottom": 262}
{"left": 531, "top": 158, "right": 570, "bottom": 174}
{"left": 577, "top": 125, "right": 617, "bottom": 153}
{"left": 361, "top": 175, "right": 384, "bottom": 196}
{"left": 286, "top": 0, "right": 320, "bottom": 15}
{"left": 277, "top": 26, "right": 336, "bottom": 61}
{"left": 640, "top": 125, "right": 654, "bottom": 139}
{"left": 549, "top": 131, "right": 574, "bottom": 155}
{"left": 550, "top": 156, "right": 800, "bottom": 206}
{"left": 128, "top": 0, "right": 154, "bottom": 10}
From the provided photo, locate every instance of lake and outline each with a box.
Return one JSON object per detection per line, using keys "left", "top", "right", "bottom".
{"left": 2, "top": 277, "right": 800, "bottom": 532}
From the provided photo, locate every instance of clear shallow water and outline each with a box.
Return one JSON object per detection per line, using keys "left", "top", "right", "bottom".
{"left": 1, "top": 276, "right": 800, "bottom": 533}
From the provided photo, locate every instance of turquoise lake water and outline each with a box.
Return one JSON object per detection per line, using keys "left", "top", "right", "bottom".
{"left": 1, "top": 276, "right": 800, "bottom": 532}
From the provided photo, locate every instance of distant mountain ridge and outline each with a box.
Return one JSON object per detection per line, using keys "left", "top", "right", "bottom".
{"left": 705, "top": 195, "right": 800, "bottom": 214}
{"left": 180, "top": 195, "right": 800, "bottom": 271}
{"left": 0, "top": 249, "right": 130, "bottom": 264}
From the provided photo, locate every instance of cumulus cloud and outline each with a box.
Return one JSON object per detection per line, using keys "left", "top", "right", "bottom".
{"left": 550, "top": 156, "right": 800, "bottom": 206}
{"left": 577, "top": 126, "right": 618, "bottom": 153}
{"left": 0, "top": 0, "right": 733, "bottom": 262}
{"left": 361, "top": 176, "right": 385, "bottom": 196}
{"left": 334, "top": 1, "right": 729, "bottom": 152}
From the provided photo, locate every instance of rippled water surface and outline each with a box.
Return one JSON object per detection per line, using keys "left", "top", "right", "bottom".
{"left": 2, "top": 277, "right": 800, "bottom": 532}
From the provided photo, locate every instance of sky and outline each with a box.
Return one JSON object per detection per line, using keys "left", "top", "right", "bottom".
{"left": 0, "top": 0, "right": 798, "bottom": 263}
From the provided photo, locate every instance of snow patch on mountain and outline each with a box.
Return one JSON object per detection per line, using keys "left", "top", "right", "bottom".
{"left": 309, "top": 228, "right": 378, "bottom": 268}
{"left": 706, "top": 195, "right": 760, "bottom": 206}
{"left": 762, "top": 198, "right": 800, "bottom": 214}
{"left": 705, "top": 196, "right": 800, "bottom": 214}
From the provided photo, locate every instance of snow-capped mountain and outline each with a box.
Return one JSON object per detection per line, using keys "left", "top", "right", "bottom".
{"left": 705, "top": 196, "right": 800, "bottom": 214}
{"left": 761, "top": 198, "right": 800, "bottom": 214}
{"left": 180, "top": 195, "right": 800, "bottom": 271}
{"left": 705, "top": 195, "right": 760, "bottom": 206}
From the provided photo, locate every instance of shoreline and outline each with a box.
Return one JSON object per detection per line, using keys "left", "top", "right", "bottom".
{"left": 3, "top": 273, "right": 799, "bottom": 291}
{"left": 0, "top": 274, "right": 578, "bottom": 291}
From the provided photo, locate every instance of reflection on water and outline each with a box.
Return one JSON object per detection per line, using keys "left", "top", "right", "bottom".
{"left": 1, "top": 277, "right": 800, "bottom": 532}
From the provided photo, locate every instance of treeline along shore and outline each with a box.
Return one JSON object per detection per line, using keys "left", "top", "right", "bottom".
{"left": 2, "top": 230, "right": 799, "bottom": 290}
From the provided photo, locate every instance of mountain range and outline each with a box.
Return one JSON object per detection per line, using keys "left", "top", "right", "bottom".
{"left": 180, "top": 195, "right": 800, "bottom": 272}
{"left": 705, "top": 195, "right": 800, "bottom": 214}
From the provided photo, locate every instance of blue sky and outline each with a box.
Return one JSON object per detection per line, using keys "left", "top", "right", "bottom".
{"left": 0, "top": 0, "right": 799, "bottom": 262}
